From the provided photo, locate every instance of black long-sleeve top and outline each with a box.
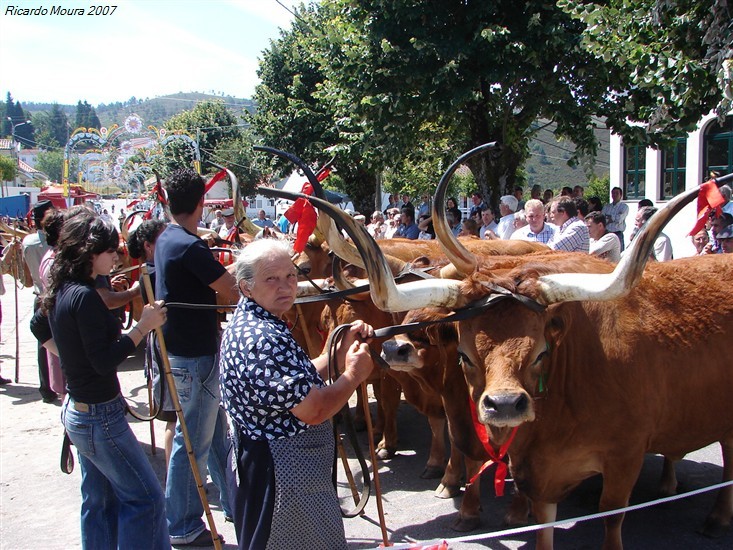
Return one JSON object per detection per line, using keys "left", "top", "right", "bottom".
{"left": 31, "top": 281, "right": 135, "bottom": 403}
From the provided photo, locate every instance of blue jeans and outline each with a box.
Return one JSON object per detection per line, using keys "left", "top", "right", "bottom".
{"left": 165, "top": 354, "right": 221, "bottom": 543}
{"left": 62, "top": 395, "right": 169, "bottom": 550}
{"left": 209, "top": 406, "right": 233, "bottom": 518}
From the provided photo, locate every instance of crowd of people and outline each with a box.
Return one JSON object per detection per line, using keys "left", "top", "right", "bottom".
{"left": 2, "top": 174, "right": 732, "bottom": 549}
{"left": 371, "top": 184, "right": 733, "bottom": 262}
{"left": 10, "top": 168, "right": 376, "bottom": 550}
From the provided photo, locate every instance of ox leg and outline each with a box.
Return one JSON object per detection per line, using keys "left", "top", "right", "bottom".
{"left": 436, "top": 445, "right": 464, "bottom": 499}
{"left": 504, "top": 485, "right": 531, "bottom": 526}
{"left": 598, "top": 456, "right": 644, "bottom": 550}
{"left": 699, "top": 439, "right": 733, "bottom": 538}
{"left": 449, "top": 457, "right": 483, "bottom": 532}
{"left": 533, "top": 501, "right": 557, "bottom": 550}
{"left": 658, "top": 455, "right": 679, "bottom": 497}
{"left": 421, "top": 415, "right": 448, "bottom": 479}
{"left": 375, "top": 372, "right": 401, "bottom": 459}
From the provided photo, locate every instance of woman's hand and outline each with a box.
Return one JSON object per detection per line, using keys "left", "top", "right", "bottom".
{"left": 137, "top": 300, "right": 167, "bottom": 334}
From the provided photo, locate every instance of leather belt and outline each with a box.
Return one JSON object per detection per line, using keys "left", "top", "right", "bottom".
{"left": 72, "top": 400, "right": 90, "bottom": 412}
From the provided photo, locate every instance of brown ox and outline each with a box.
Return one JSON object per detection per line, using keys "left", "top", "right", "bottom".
{"left": 289, "top": 174, "right": 733, "bottom": 549}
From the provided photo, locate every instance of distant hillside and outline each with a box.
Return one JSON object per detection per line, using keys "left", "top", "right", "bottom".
{"left": 23, "top": 92, "right": 255, "bottom": 128}
{"left": 524, "top": 122, "right": 610, "bottom": 188}
{"left": 19, "top": 94, "right": 609, "bottom": 188}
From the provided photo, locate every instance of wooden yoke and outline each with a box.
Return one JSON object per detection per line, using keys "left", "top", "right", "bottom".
{"left": 140, "top": 266, "right": 222, "bottom": 550}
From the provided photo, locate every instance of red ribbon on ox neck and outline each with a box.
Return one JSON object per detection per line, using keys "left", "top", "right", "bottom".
{"left": 467, "top": 397, "right": 518, "bottom": 497}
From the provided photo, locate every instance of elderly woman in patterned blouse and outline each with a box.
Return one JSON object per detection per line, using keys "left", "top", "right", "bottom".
{"left": 219, "top": 239, "right": 374, "bottom": 550}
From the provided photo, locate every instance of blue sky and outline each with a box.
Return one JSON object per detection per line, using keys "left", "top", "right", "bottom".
{"left": 0, "top": 0, "right": 297, "bottom": 106}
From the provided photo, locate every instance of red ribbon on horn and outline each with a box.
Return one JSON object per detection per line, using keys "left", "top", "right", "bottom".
{"left": 284, "top": 182, "right": 318, "bottom": 253}
{"left": 467, "top": 397, "right": 518, "bottom": 497}
{"left": 689, "top": 180, "right": 725, "bottom": 236}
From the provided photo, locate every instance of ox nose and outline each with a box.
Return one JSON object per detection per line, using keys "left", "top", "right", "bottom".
{"left": 381, "top": 340, "right": 413, "bottom": 362}
{"left": 482, "top": 393, "right": 529, "bottom": 419}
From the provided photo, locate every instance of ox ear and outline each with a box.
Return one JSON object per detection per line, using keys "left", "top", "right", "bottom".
{"left": 544, "top": 311, "right": 568, "bottom": 349}
{"left": 426, "top": 321, "right": 457, "bottom": 346}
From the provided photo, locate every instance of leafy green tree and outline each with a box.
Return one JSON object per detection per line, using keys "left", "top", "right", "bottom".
{"left": 47, "top": 104, "right": 70, "bottom": 148}
{"left": 0, "top": 155, "right": 17, "bottom": 182}
{"left": 313, "top": 0, "right": 619, "bottom": 208}
{"left": 74, "top": 100, "right": 101, "bottom": 131}
{"left": 36, "top": 149, "right": 77, "bottom": 183}
{"left": 161, "top": 100, "right": 242, "bottom": 176}
{"left": 560, "top": 0, "right": 731, "bottom": 145}
{"left": 211, "top": 130, "right": 265, "bottom": 198}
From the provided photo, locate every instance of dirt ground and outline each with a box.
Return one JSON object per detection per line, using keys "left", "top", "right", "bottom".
{"left": 2, "top": 277, "right": 733, "bottom": 550}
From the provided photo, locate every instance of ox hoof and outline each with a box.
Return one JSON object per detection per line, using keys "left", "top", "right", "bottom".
{"left": 420, "top": 465, "right": 445, "bottom": 479}
{"left": 434, "top": 483, "right": 461, "bottom": 499}
{"left": 450, "top": 515, "right": 481, "bottom": 532}
{"left": 504, "top": 512, "right": 530, "bottom": 527}
{"left": 376, "top": 447, "right": 396, "bottom": 460}
{"left": 697, "top": 518, "right": 730, "bottom": 539}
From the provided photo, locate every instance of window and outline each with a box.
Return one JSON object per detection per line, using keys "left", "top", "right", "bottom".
{"left": 661, "top": 138, "right": 686, "bottom": 199}
{"left": 624, "top": 145, "right": 646, "bottom": 199}
{"left": 704, "top": 115, "right": 733, "bottom": 176}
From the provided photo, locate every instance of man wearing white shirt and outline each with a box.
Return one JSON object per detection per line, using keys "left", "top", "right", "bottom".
{"left": 585, "top": 211, "right": 621, "bottom": 262}
{"left": 633, "top": 206, "right": 673, "bottom": 261}
{"left": 496, "top": 195, "right": 518, "bottom": 240}
{"left": 511, "top": 199, "right": 555, "bottom": 244}
{"left": 601, "top": 187, "right": 629, "bottom": 251}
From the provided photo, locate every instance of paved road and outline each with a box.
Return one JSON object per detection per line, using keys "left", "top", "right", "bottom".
{"left": 1, "top": 280, "right": 731, "bottom": 549}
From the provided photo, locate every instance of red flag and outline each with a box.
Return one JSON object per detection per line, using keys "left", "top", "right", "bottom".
{"left": 204, "top": 169, "right": 227, "bottom": 194}
{"left": 284, "top": 198, "right": 317, "bottom": 253}
{"left": 689, "top": 180, "right": 725, "bottom": 236}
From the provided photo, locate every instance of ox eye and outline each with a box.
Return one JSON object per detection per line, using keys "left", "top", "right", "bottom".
{"left": 458, "top": 351, "right": 473, "bottom": 369}
{"left": 532, "top": 351, "right": 548, "bottom": 366}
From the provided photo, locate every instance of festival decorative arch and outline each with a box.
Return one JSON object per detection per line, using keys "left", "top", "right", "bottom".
{"left": 62, "top": 114, "right": 201, "bottom": 194}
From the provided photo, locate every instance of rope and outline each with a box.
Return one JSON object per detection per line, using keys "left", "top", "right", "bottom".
{"left": 382, "top": 479, "right": 733, "bottom": 549}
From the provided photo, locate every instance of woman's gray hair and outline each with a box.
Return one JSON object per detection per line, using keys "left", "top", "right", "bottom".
{"left": 234, "top": 239, "right": 293, "bottom": 287}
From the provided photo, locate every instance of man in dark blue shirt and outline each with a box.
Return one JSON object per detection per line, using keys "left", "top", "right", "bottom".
{"left": 155, "top": 168, "right": 239, "bottom": 547}
{"left": 394, "top": 207, "right": 420, "bottom": 239}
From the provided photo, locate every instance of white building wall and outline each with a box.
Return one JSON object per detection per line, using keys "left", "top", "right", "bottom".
{"left": 609, "top": 111, "right": 730, "bottom": 258}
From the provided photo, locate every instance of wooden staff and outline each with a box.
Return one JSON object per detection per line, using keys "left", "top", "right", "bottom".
{"left": 140, "top": 266, "right": 222, "bottom": 550}
{"left": 359, "top": 382, "right": 390, "bottom": 546}
{"left": 11, "top": 223, "right": 21, "bottom": 383}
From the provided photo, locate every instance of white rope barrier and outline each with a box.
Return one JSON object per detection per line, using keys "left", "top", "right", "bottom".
{"left": 380, "top": 479, "right": 733, "bottom": 549}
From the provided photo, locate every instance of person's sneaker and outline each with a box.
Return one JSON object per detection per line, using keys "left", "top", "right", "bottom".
{"left": 171, "top": 529, "right": 224, "bottom": 548}
{"left": 0, "top": 376, "right": 11, "bottom": 385}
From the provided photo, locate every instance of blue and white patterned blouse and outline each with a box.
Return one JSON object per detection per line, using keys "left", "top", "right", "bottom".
{"left": 220, "top": 298, "right": 325, "bottom": 440}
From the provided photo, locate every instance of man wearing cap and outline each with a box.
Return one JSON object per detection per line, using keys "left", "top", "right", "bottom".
{"left": 496, "top": 195, "right": 518, "bottom": 240}
{"left": 716, "top": 224, "right": 733, "bottom": 253}
{"left": 22, "top": 200, "right": 57, "bottom": 402}
{"left": 217, "top": 208, "right": 237, "bottom": 241}
{"left": 209, "top": 209, "right": 224, "bottom": 232}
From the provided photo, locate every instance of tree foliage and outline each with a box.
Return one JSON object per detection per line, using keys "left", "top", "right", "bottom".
{"left": 36, "top": 149, "right": 78, "bottom": 183}
{"left": 74, "top": 100, "right": 101, "bottom": 131}
{"left": 560, "top": 0, "right": 731, "bottom": 146}
{"left": 160, "top": 100, "right": 242, "bottom": 176}
{"left": 0, "top": 155, "right": 17, "bottom": 181}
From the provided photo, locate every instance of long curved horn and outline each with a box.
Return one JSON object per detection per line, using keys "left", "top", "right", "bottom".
{"left": 253, "top": 146, "right": 366, "bottom": 267}
{"left": 432, "top": 142, "right": 499, "bottom": 276}
{"left": 535, "top": 178, "right": 727, "bottom": 304}
{"left": 259, "top": 187, "right": 467, "bottom": 312}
